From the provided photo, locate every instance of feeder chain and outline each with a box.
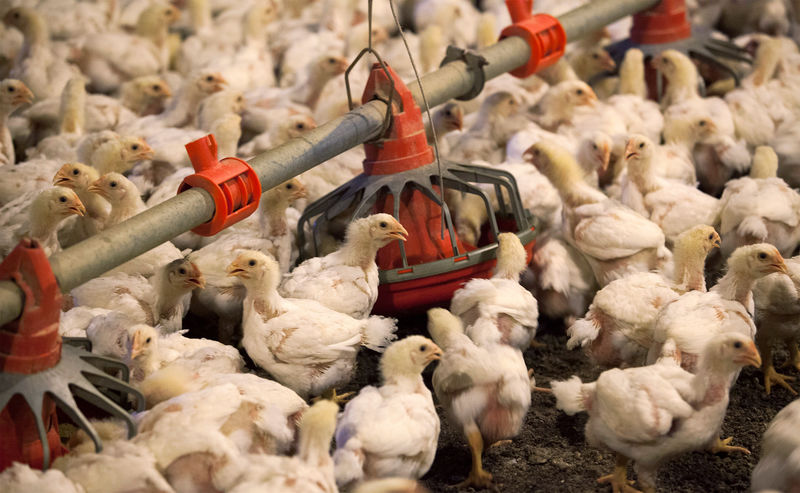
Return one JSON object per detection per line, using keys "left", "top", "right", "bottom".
{"left": 439, "top": 46, "right": 489, "bottom": 101}
{"left": 178, "top": 134, "right": 261, "bottom": 236}
{"left": 345, "top": 46, "right": 398, "bottom": 142}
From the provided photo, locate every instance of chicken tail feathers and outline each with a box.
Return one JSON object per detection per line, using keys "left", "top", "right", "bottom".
{"left": 737, "top": 215, "right": 768, "bottom": 241}
{"left": 551, "top": 376, "right": 590, "bottom": 415}
{"left": 566, "top": 316, "right": 599, "bottom": 350}
{"left": 361, "top": 316, "right": 398, "bottom": 352}
{"left": 333, "top": 441, "right": 366, "bottom": 488}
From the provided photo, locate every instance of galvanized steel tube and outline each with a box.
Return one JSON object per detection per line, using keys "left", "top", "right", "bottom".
{"left": 0, "top": 0, "right": 661, "bottom": 326}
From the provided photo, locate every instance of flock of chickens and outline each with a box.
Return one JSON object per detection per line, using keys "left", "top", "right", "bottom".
{"left": 1, "top": 0, "right": 800, "bottom": 492}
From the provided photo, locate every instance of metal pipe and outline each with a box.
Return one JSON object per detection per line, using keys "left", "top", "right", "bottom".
{"left": 560, "top": 0, "right": 661, "bottom": 41}
{"left": 0, "top": 0, "right": 660, "bottom": 326}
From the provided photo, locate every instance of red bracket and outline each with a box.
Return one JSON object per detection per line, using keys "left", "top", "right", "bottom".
{"left": 0, "top": 239, "right": 62, "bottom": 374}
{"left": 500, "top": 0, "right": 566, "bottom": 78}
{"left": 361, "top": 63, "right": 434, "bottom": 175}
{"left": 179, "top": 134, "right": 261, "bottom": 236}
{"left": 630, "top": 0, "right": 691, "bottom": 45}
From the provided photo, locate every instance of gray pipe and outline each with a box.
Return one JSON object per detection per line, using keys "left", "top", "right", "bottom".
{"left": 0, "top": 0, "right": 660, "bottom": 327}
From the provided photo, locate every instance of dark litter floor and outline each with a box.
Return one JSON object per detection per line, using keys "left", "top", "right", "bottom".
{"left": 186, "top": 313, "right": 795, "bottom": 493}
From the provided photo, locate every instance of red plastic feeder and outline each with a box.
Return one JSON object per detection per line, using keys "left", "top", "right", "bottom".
{"left": 295, "top": 63, "right": 536, "bottom": 315}
{"left": 0, "top": 239, "right": 143, "bottom": 472}
{"left": 604, "top": 0, "right": 751, "bottom": 99}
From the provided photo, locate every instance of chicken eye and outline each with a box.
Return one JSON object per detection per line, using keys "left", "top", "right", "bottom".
{"left": 7, "top": 86, "right": 14, "bottom": 92}
{"left": 733, "top": 341, "right": 742, "bottom": 349}
{"left": 145, "top": 337, "right": 152, "bottom": 343}
{"left": 591, "top": 143, "right": 598, "bottom": 150}
{"left": 328, "top": 58, "right": 336, "bottom": 64}
{"left": 576, "top": 89, "right": 584, "bottom": 95}
{"left": 59, "top": 196, "right": 67, "bottom": 203}
{"left": 131, "top": 144, "right": 140, "bottom": 151}
{"left": 379, "top": 221, "right": 387, "bottom": 228}
{"left": 72, "top": 168, "right": 80, "bottom": 175}
{"left": 206, "top": 75, "right": 214, "bottom": 82}
{"left": 591, "top": 53, "right": 599, "bottom": 60}
{"left": 638, "top": 142, "right": 645, "bottom": 149}
{"left": 444, "top": 110, "right": 452, "bottom": 117}
{"left": 12, "top": 12, "right": 20, "bottom": 19}
{"left": 178, "top": 267, "right": 186, "bottom": 275}
{"left": 248, "top": 259, "right": 256, "bottom": 266}
{"left": 698, "top": 120, "right": 707, "bottom": 127}
{"left": 708, "top": 233, "right": 714, "bottom": 240}
{"left": 286, "top": 183, "right": 293, "bottom": 189}
{"left": 759, "top": 252, "right": 767, "bottom": 259}
{"left": 152, "top": 84, "right": 161, "bottom": 91}
{"left": 295, "top": 123, "right": 304, "bottom": 129}
{"left": 419, "top": 344, "right": 427, "bottom": 351}
{"left": 110, "top": 181, "right": 117, "bottom": 188}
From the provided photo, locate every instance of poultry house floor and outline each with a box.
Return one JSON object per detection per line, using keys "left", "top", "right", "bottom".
{"left": 185, "top": 312, "right": 794, "bottom": 493}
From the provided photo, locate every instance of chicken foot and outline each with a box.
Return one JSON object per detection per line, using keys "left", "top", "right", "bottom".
{"left": 597, "top": 453, "right": 640, "bottom": 493}
{"left": 453, "top": 421, "right": 493, "bottom": 489}
{"left": 314, "top": 388, "right": 355, "bottom": 405}
{"left": 760, "top": 342, "right": 797, "bottom": 395}
{"left": 710, "top": 436, "right": 750, "bottom": 455}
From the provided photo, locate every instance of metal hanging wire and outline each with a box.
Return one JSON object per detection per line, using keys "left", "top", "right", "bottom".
{"left": 386, "top": 0, "right": 448, "bottom": 239}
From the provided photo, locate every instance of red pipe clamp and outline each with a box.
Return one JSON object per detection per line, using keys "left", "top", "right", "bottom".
{"left": 630, "top": 0, "right": 692, "bottom": 45}
{"left": 500, "top": 0, "right": 566, "bottom": 78}
{"left": 179, "top": 134, "right": 261, "bottom": 236}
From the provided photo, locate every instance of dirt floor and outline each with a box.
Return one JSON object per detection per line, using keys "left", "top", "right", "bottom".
{"left": 328, "top": 313, "right": 797, "bottom": 493}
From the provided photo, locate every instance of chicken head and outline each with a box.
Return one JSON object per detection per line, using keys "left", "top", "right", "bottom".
{"left": 165, "top": 258, "right": 205, "bottom": 290}
{"left": 380, "top": 335, "right": 442, "bottom": 383}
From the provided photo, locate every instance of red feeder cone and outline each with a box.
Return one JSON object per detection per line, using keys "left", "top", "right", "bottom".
{"left": 0, "top": 239, "right": 144, "bottom": 472}
{"left": 296, "top": 63, "right": 536, "bottom": 315}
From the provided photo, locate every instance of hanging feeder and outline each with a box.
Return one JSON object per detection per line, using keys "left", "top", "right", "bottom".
{"left": 602, "top": 0, "right": 752, "bottom": 98}
{"left": 296, "top": 63, "right": 537, "bottom": 315}
{"left": 0, "top": 239, "right": 144, "bottom": 472}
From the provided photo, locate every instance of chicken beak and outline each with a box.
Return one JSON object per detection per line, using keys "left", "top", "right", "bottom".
{"left": 387, "top": 223, "right": 409, "bottom": 242}
{"left": 602, "top": 54, "right": 616, "bottom": 71}
{"left": 227, "top": 262, "right": 247, "bottom": 278}
{"left": 53, "top": 169, "right": 72, "bottom": 187}
{"left": 136, "top": 143, "right": 155, "bottom": 160}
{"left": 600, "top": 143, "right": 611, "bottom": 172}
{"left": 624, "top": 139, "right": 638, "bottom": 161}
{"left": 88, "top": 181, "right": 108, "bottom": 199}
{"left": 213, "top": 76, "right": 228, "bottom": 92}
{"left": 712, "top": 235, "right": 721, "bottom": 249}
{"left": 736, "top": 341, "right": 762, "bottom": 368}
{"left": 160, "top": 85, "right": 173, "bottom": 98}
{"left": 14, "top": 87, "right": 34, "bottom": 106}
{"left": 186, "top": 276, "right": 206, "bottom": 289}
{"left": 291, "top": 184, "right": 308, "bottom": 201}
{"left": 770, "top": 258, "right": 788, "bottom": 274}
{"left": 426, "top": 345, "right": 443, "bottom": 363}
{"left": 336, "top": 58, "right": 349, "bottom": 74}
{"left": 69, "top": 200, "right": 86, "bottom": 217}
{"left": 129, "top": 330, "right": 144, "bottom": 360}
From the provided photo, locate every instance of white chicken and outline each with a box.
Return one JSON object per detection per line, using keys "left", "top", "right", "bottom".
{"left": 0, "top": 78, "right": 34, "bottom": 166}
{"left": 0, "top": 185, "right": 85, "bottom": 258}
{"left": 228, "top": 399, "right": 338, "bottom": 493}
{"left": 751, "top": 398, "right": 800, "bottom": 492}
{"left": 279, "top": 213, "right": 409, "bottom": 319}
{"left": 753, "top": 253, "right": 800, "bottom": 395}
{"left": 429, "top": 308, "right": 532, "bottom": 488}
{"left": 552, "top": 332, "right": 761, "bottom": 493}
{"left": 333, "top": 335, "right": 442, "bottom": 488}
{"left": 568, "top": 225, "right": 721, "bottom": 368}
{"left": 525, "top": 140, "right": 670, "bottom": 287}
{"left": 620, "top": 134, "right": 721, "bottom": 244}
{"left": 649, "top": 244, "right": 787, "bottom": 397}
{"left": 228, "top": 250, "right": 397, "bottom": 399}
{"left": 0, "top": 462, "right": 82, "bottom": 493}
{"left": 52, "top": 162, "right": 108, "bottom": 246}
{"left": 69, "top": 258, "right": 204, "bottom": 333}
{"left": 718, "top": 145, "right": 800, "bottom": 258}
{"left": 449, "top": 232, "right": 538, "bottom": 350}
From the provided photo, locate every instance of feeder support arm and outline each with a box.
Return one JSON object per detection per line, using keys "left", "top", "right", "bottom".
{"left": 0, "top": 0, "right": 661, "bottom": 327}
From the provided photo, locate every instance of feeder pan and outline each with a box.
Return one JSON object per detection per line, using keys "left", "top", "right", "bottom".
{"left": 296, "top": 63, "right": 537, "bottom": 315}
{"left": 0, "top": 239, "right": 144, "bottom": 472}
{"left": 601, "top": 0, "right": 752, "bottom": 98}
